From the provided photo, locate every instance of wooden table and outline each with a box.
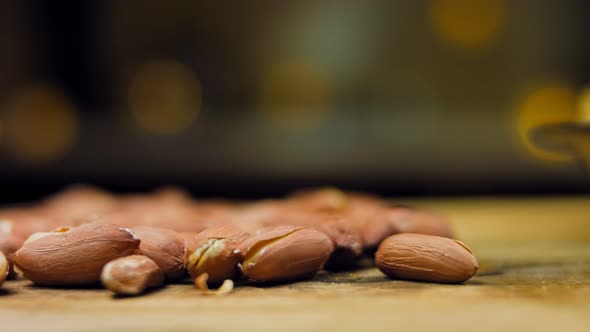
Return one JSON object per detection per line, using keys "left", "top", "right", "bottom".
{"left": 1, "top": 197, "right": 589, "bottom": 332}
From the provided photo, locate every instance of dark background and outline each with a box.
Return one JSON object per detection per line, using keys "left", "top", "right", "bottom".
{"left": 1, "top": 0, "right": 589, "bottom": 203}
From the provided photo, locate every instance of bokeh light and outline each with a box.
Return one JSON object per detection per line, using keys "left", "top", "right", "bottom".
{"left": 517, "top": 83, "right": 577, "bottom": 162}
{"left": 429, "top": 0, "right": 506, "bottom": 50}
{"left": 576, "top": 86, "right": 590, "bottom": 123}
{"left": 574, "top": 87, "right": 590, "bottom": 168}
{"left": 3, "top": 83, "right": 79, "bottom": 164}
{"left": 127, "top": 60, "right": 201, "bottom": 135}
{"left": 258, "top": 59, "right": 334, "bottom": 130}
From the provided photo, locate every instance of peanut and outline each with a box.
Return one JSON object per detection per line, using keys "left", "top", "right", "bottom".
{"left": 310, "top": 217, "right": 363, "bottom": 270}
{"left": 0, "top": 251, "right": 9, "bottom": 286}
{"left": 0, "top": 236, "right": 20, "bottom": 279}
{"left": 38, "top": 184, "right": 118, "bottom": 221}
{"left": 341, "top": 196, "right": 396, "bottom": 250}
{"left": 178, "top": 231, "right": 200, "bottom": 244}
{"left": 254, "top": 209, "right": 363, "bottom": 270}
{"left": 185, "top": 225, "right": 249, "bottom": 284}
{"left": 287, "top": 187, "right": 349, "bottom": 212}
{"left": 371, "top": 206, "right": 453, "bottom": 238}
{"left": 14, "top": 222, "right": 140, "bottom": 285}
{"left": 113, "top": 203, "right": 210, "bottom": 233}
{"left": 357, "top": 215, "right": 401, "bottom": 250}
{"left": 133, "top": 226, "right": 187, "bottom": 281}
{"left": 0, "top": 210, "right": 51, "bottom": 239}
{"left": 375, "top": 233, "right": 478, "bottom": 283}
{"left": 101, "top": 255, "right": 164, "bottom": 295}
{"left": 152, "top": 186, "right": 193, "bottom": 205}
{"left": 404, "top": 208, "right": 453, "bottom": 238}
{"left": 239, "top": 226, "right": 334, "bottom": 283}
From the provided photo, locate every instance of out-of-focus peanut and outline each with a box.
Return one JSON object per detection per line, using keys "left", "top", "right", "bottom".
{"left": 0, "top": 251, "right": 9, "bottom": 286}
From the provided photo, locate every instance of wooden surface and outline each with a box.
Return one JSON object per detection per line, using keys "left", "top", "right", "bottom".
{"left": 1, "top": 196, "right": 589, "bottom": 332}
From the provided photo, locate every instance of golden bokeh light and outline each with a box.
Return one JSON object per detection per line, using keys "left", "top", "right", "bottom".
{"left": 127, "top": 60, "right": 201, "bottom": 134}
{"left": 574, "top": 87, "right": 590, "bottom": 168}
{"left": 517, "top": 83, "right": 577, "bottom": 162}
{"left": 576, "top": 86, "right": 590, "bottom": 123}
{"left": 429, "top": 0, "right": 506, "bottom": 50}
{"left": 3, "top": 84, "right": 79, "bottom": 163}
{"left": 258, "top": 59, "right": 333, "bottom": 129}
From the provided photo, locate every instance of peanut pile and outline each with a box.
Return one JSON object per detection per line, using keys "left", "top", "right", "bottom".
{"left": 0, "top": 185, "right": 478, "bottom": 296}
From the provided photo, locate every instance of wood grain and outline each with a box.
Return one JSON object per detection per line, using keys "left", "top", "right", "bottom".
{"left": 1, "top": 197, "right": 589, "bottom": 332}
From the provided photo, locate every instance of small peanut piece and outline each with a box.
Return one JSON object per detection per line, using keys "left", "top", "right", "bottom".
{"left": 14, "top": 222, "right": 140, "bottom": 285}
{"left": 375, "top": 233, "right": 478, "bottom": 284}
{"left": 0, "top": 251, "right": 9, "bottom": 287}
{"left": 133, "top": 226, "right": 187, "bottom": 281}
{"left": 194, "top": 273, "right": 234, "bottom": 296}
{"left": 239, "top": 226, "right": 334, "bottom": 283}
{"left": 101, "top": 255, "right": 164, "bottom": 295}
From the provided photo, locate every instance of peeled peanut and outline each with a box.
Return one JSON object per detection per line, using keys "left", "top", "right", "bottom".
{"left": 0, "top": 251, "right": 9, "bottom": 286}
{"left": 239, "top": 226, "right": 334, "bottom": 283}
{"left": 133, "top": 226, "right": 186, "bottom": 281}
{"left": 375, "top": 233, "right": 478, "bottom": 284}
{"left": 101, "top": 255, "right": 164, "bottom": 295}
{"left": 14, "top": 222, "right": 140, "bottom": 286}
{"left": 185, "top": 225, "right": 249, "bottom": 284}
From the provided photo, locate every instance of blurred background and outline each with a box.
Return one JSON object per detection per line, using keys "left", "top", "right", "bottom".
{"left": 1, "top": 0, "right": 589, "bottom": 202}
